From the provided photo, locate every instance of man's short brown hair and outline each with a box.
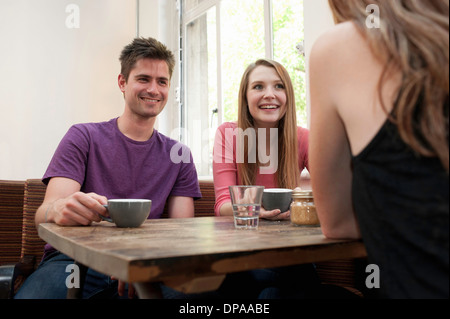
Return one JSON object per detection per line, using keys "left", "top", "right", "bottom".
{"left": 119, "top": 37, "right": 175, "bottom": 82}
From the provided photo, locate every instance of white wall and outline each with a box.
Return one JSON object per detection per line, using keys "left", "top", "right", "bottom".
{"left": 0, "top": 0, "right": 142, "bottom": 180}
{"left": 139, "top": 0, "right": 181, "bottom": 137}
{"left": 0, "top": 0, "right": 333, "bottom": 181}
{"left": 304, "top": 0, "right": 335, "bottom": 128}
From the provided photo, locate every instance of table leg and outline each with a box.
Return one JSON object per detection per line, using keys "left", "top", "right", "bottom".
{"left": 66, "top": 261, "right": 88, "bottom": 299}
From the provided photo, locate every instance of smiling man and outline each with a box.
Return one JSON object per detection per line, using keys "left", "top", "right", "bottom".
{"left": 15, "top": 37, "right": 201, "bottom": 299}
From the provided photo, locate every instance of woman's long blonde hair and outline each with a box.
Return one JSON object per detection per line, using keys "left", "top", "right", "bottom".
{"left": 328, "top": 0, "right": 449, "bottom": 172}
{"left": 237, "top": 59, "right": 300, "bottom": 188}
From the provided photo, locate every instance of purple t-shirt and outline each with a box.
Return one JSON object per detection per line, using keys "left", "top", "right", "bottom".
{"left": 43, "top": 118, "right": 202, "bottom": 218}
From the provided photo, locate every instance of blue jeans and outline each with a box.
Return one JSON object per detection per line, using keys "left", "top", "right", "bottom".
{"left": 15, "top": 251, "right": 319, "bottom": 299}
{"left": 14, "top": 251, "right": 131, "bottom": 299}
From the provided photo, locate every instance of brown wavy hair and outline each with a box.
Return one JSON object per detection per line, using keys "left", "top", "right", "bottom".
{"left": 328, "top": 0, "right": 449, "bottom": 172}
{"left": 237, "top": 59, "right": 300, "bottom": 188}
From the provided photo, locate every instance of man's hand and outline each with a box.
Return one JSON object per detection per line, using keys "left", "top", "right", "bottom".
{"left": 50, "top": 192, "right": 108, "bottom": 226}
{"left": 36, "top": 177, "right": 109, "bottom": 227}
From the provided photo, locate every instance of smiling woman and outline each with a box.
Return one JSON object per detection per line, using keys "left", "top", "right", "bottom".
{"left": 181, "top": 0, "right": 306, "bottom": 177}
{"left": 246, "top": 65, "right": 287, "bottom": 128}
{"left": 213, "top": 59, "right": 307, "bottom": 219}
{"left": 209, "top": 58, "right": 317, "bottom": 299}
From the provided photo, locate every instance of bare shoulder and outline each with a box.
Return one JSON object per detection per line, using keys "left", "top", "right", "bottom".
{"left": 309, "top": 22, "right": 372, "bottom": 104}
{"left": 310, "top": 21, "right": 369, "bottom": 69}
{"left": 311, "top": 21, "right": 357, "bottom": 49}
{"left": 310, "top": 21, "right": 386, "bottom": 103}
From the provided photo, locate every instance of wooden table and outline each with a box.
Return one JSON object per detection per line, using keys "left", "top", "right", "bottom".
{"left": 38, "top": 216, "right": 367, "bottom": 298}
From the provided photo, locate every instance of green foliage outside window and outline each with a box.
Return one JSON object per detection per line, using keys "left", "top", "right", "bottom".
{"left": 221, "top": 0, "right": 306, "bottom": 127}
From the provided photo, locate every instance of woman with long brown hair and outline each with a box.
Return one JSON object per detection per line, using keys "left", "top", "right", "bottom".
{"left": 309, "top": 0, "right": 448, "bottom": 298}
{"left": 213, "top": 59, "right": 308, "bottom": 219}
{"left": 210, "top": 59, "right": 321, "bottom": 299}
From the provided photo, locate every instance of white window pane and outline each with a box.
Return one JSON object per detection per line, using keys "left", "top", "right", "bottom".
{"left": 221, "top": 0, "right": 265, "bottom": 123}
{"left": 185, "top": 7, "right": 217, "bottom": 176}
{"left": 185, "top": 0, "right": 209, "bottom": 12}
{"left": 273, "top": 0, "right": 306, "bottom": 127}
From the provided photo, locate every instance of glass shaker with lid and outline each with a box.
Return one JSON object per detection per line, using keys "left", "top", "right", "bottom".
{"left": 290, "top": 190, "right": 320, "bottom": 226}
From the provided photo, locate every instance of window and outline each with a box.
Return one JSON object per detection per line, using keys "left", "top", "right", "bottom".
{"left": 181, "top": 0, "right": 305, "bottom": 176}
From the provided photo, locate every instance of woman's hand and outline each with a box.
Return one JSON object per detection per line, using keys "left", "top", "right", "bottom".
{"left": 259, "top": 187, "right": 302, "bottom": 221}
{"left": 260, "top": 207, "right": 290, "bottom": 220}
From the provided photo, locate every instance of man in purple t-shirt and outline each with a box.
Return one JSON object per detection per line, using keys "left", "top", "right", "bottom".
{"left": 15, "top": 37, "right": 201, "bottom": 299}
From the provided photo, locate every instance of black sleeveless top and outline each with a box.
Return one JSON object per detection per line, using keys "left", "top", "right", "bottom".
{"left": 352, "top": 119, "right": 449, "bottom": 298}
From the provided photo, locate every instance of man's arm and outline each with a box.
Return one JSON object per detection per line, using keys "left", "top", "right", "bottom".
{"left": 167, "top": 196, "right": 195, "bottom": 218}
{"left": 35, "top": 177, "right": 108, "bottom": 227}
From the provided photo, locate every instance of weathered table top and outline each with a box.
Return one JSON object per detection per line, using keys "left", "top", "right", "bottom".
{"left": 39, "top": 216, "right": 367, "bottom": 285}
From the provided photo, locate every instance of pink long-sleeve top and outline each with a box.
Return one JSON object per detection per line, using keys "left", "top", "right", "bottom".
{"left": 212, "top": 121, "right": 309, "bottom": 215}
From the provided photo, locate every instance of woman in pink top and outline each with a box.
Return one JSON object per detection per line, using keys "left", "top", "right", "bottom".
{"left": 213, "top": 59, "right": 309, "bottom": 219}
{"left": 208, "top": 59, "right": 344, "bottom": 299}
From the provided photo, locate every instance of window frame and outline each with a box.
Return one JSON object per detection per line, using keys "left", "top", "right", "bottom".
{"left": 180, "top": 0, "right": 274, "bottom": 135}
